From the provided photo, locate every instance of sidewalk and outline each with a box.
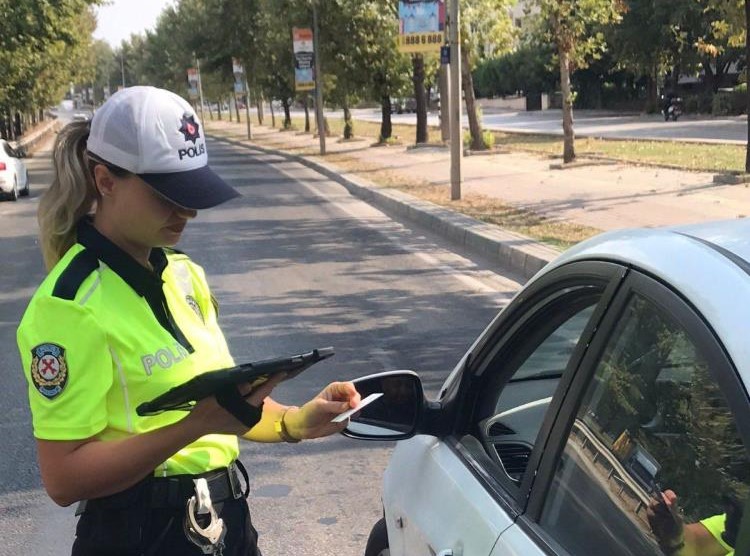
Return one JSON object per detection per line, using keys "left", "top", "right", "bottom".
{"left": 204, "top": 118, "right": 750, "bottom": 278}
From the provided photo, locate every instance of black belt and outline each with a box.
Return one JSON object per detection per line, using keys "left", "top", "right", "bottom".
{"left": 150, "top": 460, "right": 248, "bottom": 509}
{"left": 77, "top": 461, "right": 249, "bottom": 514}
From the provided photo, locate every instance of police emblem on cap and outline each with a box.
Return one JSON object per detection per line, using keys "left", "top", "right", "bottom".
{"left": 30, "top": 343, "right": 68, "bottom": 400}
{"left": 179, "top": 113, "right": 201, "bottom": 144}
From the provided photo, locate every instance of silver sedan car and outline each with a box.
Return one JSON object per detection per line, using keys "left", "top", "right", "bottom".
{"left": 346, "top": 219, "right": 750, "bottom": 556}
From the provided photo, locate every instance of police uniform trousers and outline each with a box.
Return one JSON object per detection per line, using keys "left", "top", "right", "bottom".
{"left": 71, "top": 464, "right": 262, "bottom": 556}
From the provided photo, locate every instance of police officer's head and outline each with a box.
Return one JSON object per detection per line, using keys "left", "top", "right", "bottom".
{"left": 39, "top": 87, "right": 239, "bottom": 269}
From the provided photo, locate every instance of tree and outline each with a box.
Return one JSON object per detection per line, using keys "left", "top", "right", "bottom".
{"left": 460, "top": 0, "right": 516, "bottom": 151}
{"left": 0, "top": 0, "right": 102, "bottom": 137}
{"left": 700, "top": 0, "right": 750, "bottom": 172}
{"left": 534, "top": 0, "right": 623, "bottom": 163}
{"left": 607, "top": 0, "right": 681, "bottom": 112}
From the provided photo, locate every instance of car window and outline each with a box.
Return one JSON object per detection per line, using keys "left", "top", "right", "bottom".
{"left": 2, "top": 143, "right": 14, "bottom": 157}
{"left": 469, "top": 290, "right": 601, "bottom": 490}
{"left": 539, "top": 292, "right": 749, "bottom": 556}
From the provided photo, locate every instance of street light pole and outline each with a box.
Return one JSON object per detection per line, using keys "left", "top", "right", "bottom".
{"left": 245, "top": 78, "right": 252, "bottom": 140}
{"left": 120, "top": 53, "right": 126, "bottom": 88}
{"left": 312, "top": 2, "right": 326, "bottom": 155}
{"left": 449, "top": 0, "right": 462, "bottom": 200}
{"left": 195, "top": 53, "right": 206, "bottom": 123}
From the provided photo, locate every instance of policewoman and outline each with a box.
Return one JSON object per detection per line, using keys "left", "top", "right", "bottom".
{"left": 16, "top": 86, "right": 361, "bottom": 556}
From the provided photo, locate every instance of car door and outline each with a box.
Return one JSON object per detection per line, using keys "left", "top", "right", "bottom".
{"left": 382, "top": 261, "right": 627, "bottom": 556}
{"left": 492, "top": 269, "right": 750, "bottom": 555}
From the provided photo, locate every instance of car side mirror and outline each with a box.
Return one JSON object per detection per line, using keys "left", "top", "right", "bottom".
{"left": 341, "top": 370, "right": 424, "bottom": 441}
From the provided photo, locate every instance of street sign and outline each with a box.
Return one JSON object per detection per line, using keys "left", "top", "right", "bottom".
{"left": 440, "top": 45, "right": 450, "bottom": 64}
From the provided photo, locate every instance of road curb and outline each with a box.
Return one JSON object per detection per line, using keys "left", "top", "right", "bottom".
{"left": 211, "top": 132, "right": 559, "bottom": 280}
{"left": 15, "top": 118, "right": 59, "bottom": 155}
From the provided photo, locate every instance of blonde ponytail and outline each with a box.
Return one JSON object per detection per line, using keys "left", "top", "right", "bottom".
{"left": 38, "top": 121, "right": 98, "bottom": 271}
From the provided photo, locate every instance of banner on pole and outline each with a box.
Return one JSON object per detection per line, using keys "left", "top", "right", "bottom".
{"left": 187, "top": 68, "right": 199, "bottom": 86}
{"left": 231, "top": 58, "right": 247, "bottom": 99}
{"left": 398, "top": 0, "right": 445, "bottom": 53}
{"left": 292, "top": 27, "right": 315, "bottom": 91}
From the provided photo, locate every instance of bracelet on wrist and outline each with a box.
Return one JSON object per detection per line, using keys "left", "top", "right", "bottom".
{"left": 275, "top": 406, "right": 300, "bottom": 443}
{"left": 658, "top": 539, "right": 685, "bottom": 555}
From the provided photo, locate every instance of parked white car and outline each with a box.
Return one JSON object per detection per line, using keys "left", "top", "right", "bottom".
{"left": 0, "top": 139, "right": 29, "bottom": 201}
{"left": 346, "top": 219, "right": 750, "bottom": 556}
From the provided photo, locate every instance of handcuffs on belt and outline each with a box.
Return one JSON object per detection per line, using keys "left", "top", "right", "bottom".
{"left": 184, "top": 478, "right": 227, "bottom": 555}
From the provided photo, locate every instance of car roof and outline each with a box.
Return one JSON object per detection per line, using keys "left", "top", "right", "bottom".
{"left": 543, "top": 218, "right": 750, "bottom": 386}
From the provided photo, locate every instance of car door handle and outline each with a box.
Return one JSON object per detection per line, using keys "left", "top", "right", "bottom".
{"left": 436, "top": 551, "right": 453, "bottom": 556}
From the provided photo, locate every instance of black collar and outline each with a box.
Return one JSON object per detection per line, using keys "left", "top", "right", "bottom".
{"left": 76, "top": 218, "right": 194, "bottom": 353}
{"left": 76, "top": 218, "right": 168, "bottom": 298}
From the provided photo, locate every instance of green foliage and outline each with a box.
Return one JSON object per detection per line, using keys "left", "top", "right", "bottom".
{"left": 482, "top": 129, "right": 495, "bottom": 149}
{"left": 461, "top": 0, "right": 517, "bottom": 69}
{"left": 473, "top": 44, "right": 557, "bottom": 98}
{"left": 532, "top": 0, "right": 623, "bottom": 70}
{"left": 462, "top": 129, "right": 495, "bottom": 149}
{"left": 712, "top": 90, "right": 746, "bottom": 116}
{"left": 683, "top": 94, "right": 714, "bottom": 114}
{"left": 0, "top": 0, "right": 102, "bottom": 118}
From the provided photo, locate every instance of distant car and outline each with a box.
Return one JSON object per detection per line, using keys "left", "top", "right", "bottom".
{"left": 403, "top": 97, "right": 417, "bottom": 113}
{"left": 345, "top": 219, "right": 750, "bottom": 556}
{"left": 0, "top": 139, "right": 29, "bottom": 201}
{"left": 72, "top": 112, "right": 90, "bottom": 122}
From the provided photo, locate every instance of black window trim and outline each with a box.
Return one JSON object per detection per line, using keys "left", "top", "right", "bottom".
{"left": 523, "top": 267, "right": 750, "bottom": 540}
{"left": 445, "top": 261, "right": 629, "bottom": 513}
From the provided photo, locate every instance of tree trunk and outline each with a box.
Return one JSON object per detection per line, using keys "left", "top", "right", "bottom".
{"left": 461, "top": 44, "right": 485, "bottom": 151}
{"left": 745, "top": 0, "right": 750, "bottom": 173}
{"left": 380, "top": 95, "right": 392, "bottom": 142}
{"left": 234, "top": 95, "right": 241, "bottom": 123}
{"left": 256, "top": 94, "right": 264, "bottom": 125}
{"left": 282, "top": 98, "right": 292, "bottom": 129}
{"left": 270, "top": 99, "right": 276, "bottom": 127}
{"left": 559, "top": 48, "right": 576, "bottom": 163}
{"left": 343, "top": 103, "right": 353, "bottom": 139}
{"left": 646, "top": 63, "right": 658, "bottom": 113}
{"left": 703, "top": 58, "right": 717, "bottom": 94}
{"left": 439, "top": 64, "right": 450, "bottom": 142}
{"left": 304, "top": 94, "right": 310, "bottom": 132}
{"left": 412, "top": 54, "right": 428, "bottom": 144}
{"left": 216, "top": 101, "right": 222, "bottom": 121}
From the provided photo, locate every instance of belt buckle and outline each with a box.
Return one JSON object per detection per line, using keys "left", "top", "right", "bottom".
{"left": 227, "top": 463, "right": 242, "bottom": 500}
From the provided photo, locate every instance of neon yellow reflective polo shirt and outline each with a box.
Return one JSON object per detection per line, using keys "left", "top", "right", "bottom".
{"left": 17, "top": 220, "right": 239, "bottom": 476}
{"left": 701, "top": 514, "right": 734, "bottom": 555}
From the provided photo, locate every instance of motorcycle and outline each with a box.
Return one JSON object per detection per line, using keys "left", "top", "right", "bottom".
{"left": 661, "top": 96, "right": 683, "bottom": 121}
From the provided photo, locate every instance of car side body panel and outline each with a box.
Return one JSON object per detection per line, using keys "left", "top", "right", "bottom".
{"left": 383, "top": 435, "right": 513, "bottom": 556}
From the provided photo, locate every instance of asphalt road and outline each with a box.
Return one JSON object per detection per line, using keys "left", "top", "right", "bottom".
{"left": 0, "top": 134, "right": 522, "bottom": 555}
{"left": 344, "top": 108, "right": 748, "bottom": 144}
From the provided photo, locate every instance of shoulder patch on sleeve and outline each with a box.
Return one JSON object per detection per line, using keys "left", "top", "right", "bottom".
{"left": 52, "top": 249, "right": 99, "bottom": 301}
{"left": 30, "top": 343, "right": 68, "bottom": 399}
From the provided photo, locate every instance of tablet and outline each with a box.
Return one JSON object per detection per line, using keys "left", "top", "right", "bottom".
{"left": 136, "top": 346, "right": 334, "bottom": 416}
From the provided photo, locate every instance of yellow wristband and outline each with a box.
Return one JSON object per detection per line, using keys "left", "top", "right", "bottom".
{"left": 275, "top": 406, "right": 300, "bottom": 443}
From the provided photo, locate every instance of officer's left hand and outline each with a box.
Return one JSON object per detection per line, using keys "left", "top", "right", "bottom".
{"left": 286, "top": 381, "right": 361, "bottom": 440}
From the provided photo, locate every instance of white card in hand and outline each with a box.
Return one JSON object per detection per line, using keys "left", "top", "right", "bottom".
{"left": 331, "top": 392, "right": 384, "bottom": 423}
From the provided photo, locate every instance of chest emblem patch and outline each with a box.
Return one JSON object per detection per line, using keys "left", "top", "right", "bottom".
{"left": 30, "top": 343, "right": 68, "bottom": 399}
